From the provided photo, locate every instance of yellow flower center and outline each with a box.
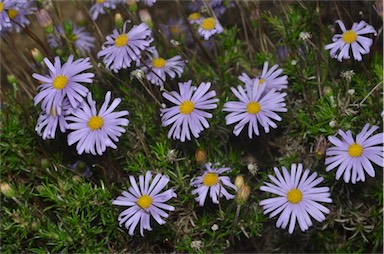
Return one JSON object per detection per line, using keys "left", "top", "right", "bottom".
{"left": 342, "top": 30, "right": 357, "bottom": 44}
{"left": 188, "top": 12, "right": 201, "bottom": 21}
{"left": 246, "top": 102, "right": 261, "bottom": 114}
{"left": 8, "top": 9, "right": 18, "bottom": 19}
{"left": 258, "top": 79, "right": 264, "bottom": 86}
{"left": 348, "top": 143, "right": 363, "bottom": 157}
{"left": 0, "top": 3, "right": 4, "bottom": 13}
{"left": 201, "top": 18, "right": 216, "bottom": 31}
{"left": 87, "top": 116, "right": 104, "bottom": 130}
{"left": 170, "top": 25, "right": 181, "bottom": 35}
{"left": 96, "top": 0, "right": 106, "bottom": 3}
{"left": 137, "top": 195, "right": 152, "bottom": 209}
{"left": 179, "top": 100, "right": 194, "bottom": 114}
{"left": 287, "top": 188, "right": 303, "bottom": 204}
{"left": 152, "top": 58, "right": 167, "bottom": 68}
{"left": 115, "top": 34, "right": 128, "bottom": 48}
{"left": 70, "top": 34, "right": 77, "bottom": 42}
{"left": 49, "top": 108, "right": 58, "bottom": 116}
{"left": 52, "top": 75, "right": 68, "bottom": 90}
{"left": 203, "top": 172, "right": 219, "bottom": 187}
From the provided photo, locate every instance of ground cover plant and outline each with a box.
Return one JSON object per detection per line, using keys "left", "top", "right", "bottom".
{"left": 1, "top": 0, "right": 383, "bottom": 252}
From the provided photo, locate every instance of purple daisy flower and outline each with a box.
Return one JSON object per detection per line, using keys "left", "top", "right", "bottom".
{"left": 190, "top": 163, "right": 237, "bottom": 206}
{"left": 188, "top": 12, "right": 203, "bottom": 25}
{"left": 324, "top": 20, "right": 377, "bottom": 61}
{"left": 223, "top": 80, "right": 287, "bottom": 138}
{"left": 35, "top": 98, "right": 71, "bottom": 140}
{"left": 112, "top": 171, "right": 176, "bottom": 236}
{"left": 259, "top": 163, "right": 332, "bottom": 234}
{"left": 5, "top": 0, "right": 36, "bottom": 33}
{"left": 97, "top": 22, "right": 154, "bottom": 73}
{"left": 198, "top": 17, "right": 223, "bottom": 40}
{"left": 142, "top": 0, "right": 156, "bottom": 7}
{"left": 238, "top": 62, "right": 288, "bottom": 92}
{"left": 0, "top": 0, "right": 14, "bottom": 31}
{"left": 161, "top": 80, "right": 219, "bottom": 142}
{"left": 89, "top": 0, "right": 117, "bottom": 20}
{"left": 48, "top": 24, "right": 95, "bottom": 54}
{"left": 66, "top": 91, "right": 129, "bottom": 156}
{"left": 33, "top": 55, "right": 94, "bottom": 116}
{"left": 325, "top": 124, "right": 383, "bottom": 184}
{"left": 141, "top": 49, "right": 185, "bottom": 87}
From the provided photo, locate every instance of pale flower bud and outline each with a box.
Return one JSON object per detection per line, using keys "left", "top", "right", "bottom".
{"left": 234, "top": 175, "right": 245, "bottom": 190}
{"left": 114, "top": 13, "right": 124, "bottom": 29}
{"left": 139, "top": 9, "right": 152, "bottom": 28}
{"left": 1, "top": 182, "right": 15, "bottom": 198}
{"left": 236, "top": 184, "right": 251, "bottom": 205}
{"left": 195, "top": 148, "right": 207, "bottom": 164}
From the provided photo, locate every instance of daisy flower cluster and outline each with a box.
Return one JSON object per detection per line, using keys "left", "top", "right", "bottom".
{"left": 188, "top": 12, "right": 223, "bottom": 40}
{"left": 21, "top": 0, "right": 381, "bottom": 244}
{"left": 113, "top": 163, "right": 237, "bottom": 236}
{"left": 33, "top": 55, "right": 129, "bottom": 156}
{"left": 224, "top": 62, "right": 288, "bottom": 138}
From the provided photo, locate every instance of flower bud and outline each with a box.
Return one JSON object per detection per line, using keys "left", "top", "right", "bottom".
{"left": 127, "top": 0, "right": 138, "bottom": 12}
{"left": 7, "top": 74, "right": 17, "bottom": 85}
{"left": 75, "top": 10, "right": 87, "bottom": 26}
{"left": 329, "top": 120, "right": 337, "bottom": 128}
{"left": 314, "top": 135, "right": 327, "bottom": 156}
{"left": 234, "top": 175, "right": 245, "bottom": 190}
{"left": 139, "top": 9, "right": 152, "bottom": 28}
{"left": 1, "top": 182, "right": 15, "bottom": 198}
{"left": 36, "top": 9, "right": 53, "bottom": 34}
{"left": 236, "top": 184, "right": 250, "bottom": 205}
{"left": 114, "top": 13, "right": 124, "bottom": 29}
{"left": 195, "top": 148, "right": 207, "bottom": 164}
{"left": 31, "top": 48, "right": 44, "bottom": 63}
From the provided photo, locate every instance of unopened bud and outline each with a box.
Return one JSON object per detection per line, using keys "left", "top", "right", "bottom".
{"left": 1, "top": 182, "right": 15, "bottom": 198}
{"left": 329, "top": 120, "right": 337, "bottom": 128}
{"left": 127, "top": 0, "right": 138, "bottom": 12}
{"left": 7, "top": 74, "right": 17, "bottom": 85}
{"left": 314, "top": 135, "right": 327, "bottom": 156}
{"left": 41, "top": 158, "right": 49, "bottom": 168}
{"left": 236, "top": 184, "right": 250, "bottom": 205}
{"left": 31, "top": 48, "right": 44, "bottom": 63}
{"left": 195, "top": 148, "right": 207, "bottom": 164}
{"left": 114, "top": 13, "right": 124, "bottom": 29}
{"left": 72, "top": 175, "right": 82, "bottom": 183}
{"left": 139, "top": 9, "right": 152, "bottom": 28}
{"left": 323, "top": 86, "right": 333, "bottom": 95}
{"left": 234, "top": 175, "right": 245, "bottom": 190}
{"left": 75, "top": 10, "right": 87, "bottom": 26}
{"left": 36, "top": 9, "right": 53, "bottom": 34}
